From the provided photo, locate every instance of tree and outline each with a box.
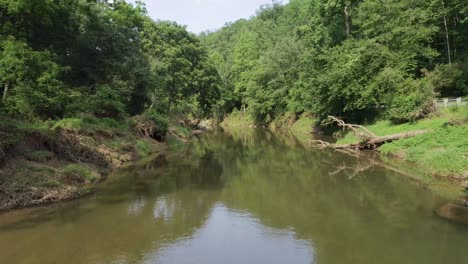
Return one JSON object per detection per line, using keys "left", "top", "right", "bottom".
{"left": 142, "top": 20, "right": 220, "bottom": 118}
{"left": 354, "top": 0, "right": 439, "bottom": 71}
{"left": 309, "top": 40, "right": 408, "bottom": 120}
{"left": 0, "top": 37, "right": 68, "bottom": 118}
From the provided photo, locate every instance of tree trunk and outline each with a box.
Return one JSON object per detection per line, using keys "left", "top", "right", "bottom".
{"left": 2, "top": 82, "right": 9, "bottom": 101}
{"left": 453, "top": 16, "right": 457, "bottom": 60}
{"left": 309, "top": 116, "right": 431, "bottom": 151}
{"left": 168, "top": 83, "right": 175, "bottom": 113}
{"left": 442, "top": 1, "right": 452, "bottom": 64}
{"left": 344, "top": 4, "right": 352, "bottom": 39}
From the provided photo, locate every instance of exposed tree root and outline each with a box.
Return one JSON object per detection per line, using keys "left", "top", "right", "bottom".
{"left": 309, "top": 116, "right": 431, "bottom": 151}
{"left": 0, "top": 182, "right": 80, "bottom": 211}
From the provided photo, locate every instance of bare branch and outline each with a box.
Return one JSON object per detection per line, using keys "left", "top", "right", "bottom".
{"left": 311, "top": 116, "right": 431, "bottom": 152}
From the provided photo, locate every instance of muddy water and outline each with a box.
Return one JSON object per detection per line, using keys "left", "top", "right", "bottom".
{"left": 0, "top": 129, "right": 467, "bottom": 264}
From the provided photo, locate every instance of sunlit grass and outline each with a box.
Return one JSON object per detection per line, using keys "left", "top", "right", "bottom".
{"left": 336, "top": 107, "right": 468, "bottom": 177}
{"left": 221, "top": 111, "right": 255, "bottom": 127}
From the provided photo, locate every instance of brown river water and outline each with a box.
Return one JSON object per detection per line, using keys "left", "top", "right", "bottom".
{"left": 0, "top": 129, "right": 467, "bottom": 264}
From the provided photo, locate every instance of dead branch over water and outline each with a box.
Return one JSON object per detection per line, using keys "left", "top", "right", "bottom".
{"left": 309, "top": 116, "right": 431, "bottom": 151}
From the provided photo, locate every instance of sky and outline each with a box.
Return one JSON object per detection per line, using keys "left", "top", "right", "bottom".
{"left": 131, "top": 0, "right": 287, "bottom": 34}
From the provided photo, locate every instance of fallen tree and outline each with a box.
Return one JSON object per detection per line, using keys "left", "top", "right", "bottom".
{"left": 310, "top": 116, "right": 431, "bottom": 152}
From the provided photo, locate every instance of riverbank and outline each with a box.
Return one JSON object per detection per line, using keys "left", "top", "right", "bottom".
{"left": 221, "top": 107, "right": 468, "bottom": 184}
{"left": 336, "top": 107, "right": 468, "bottom": 180}
{"left": 0, "top": 116, "right": 194, "bottom": 211}
{"left": 220, "top": 111, "right": 318, "bottom": 141}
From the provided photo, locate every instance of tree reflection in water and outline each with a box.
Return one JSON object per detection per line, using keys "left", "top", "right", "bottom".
{"left": 0, "top": 129, "right": 467, "bottom": 264}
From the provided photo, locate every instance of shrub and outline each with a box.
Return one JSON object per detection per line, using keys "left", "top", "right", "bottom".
{"left": 174, "top": 125, "right": 191, "bottom": 138}
{"left": 0, "top": 38, "right": 68, "bottom": 119}
{"left": 132, "top": 110, "right": 168, "bottom": 140}
{"left": 144, "top": 110, "right": 169, "bottom": 137}
{"left": 425, "top": 63, "right": 467, "bottom": 97}
{"left": 135, "top": 140, "right": 152, "bottom": 157}
{"left": 0, "top": 117, "right": 24, "bottom": 157}
{"left": 88, "top": 85, "right": 126, "bottom": 119}
{"left": 388, "top": 78, "right": 435, "bottom": 123}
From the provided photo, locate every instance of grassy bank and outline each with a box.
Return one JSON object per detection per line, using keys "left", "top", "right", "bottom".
{"left": 221, "top": 111, "right": 317, "bottom": 136}
{"left": 220, "top": 108, "right": 467, "bottom": 181}
{"left": 268, "top": 113, "right": 317, "bottom": 142}
{"left": 220, "top": 110, "right": 255, "bottom": 128}
{"left": 0, "top": 116, "right": 170, "bottom": 210}
{"left": 336, "top": 107, "right": 468, "bottom": 178}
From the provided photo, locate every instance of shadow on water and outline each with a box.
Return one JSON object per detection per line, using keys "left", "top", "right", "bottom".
{"left": 0, "top": 128, "right": 467, "bottom": 264}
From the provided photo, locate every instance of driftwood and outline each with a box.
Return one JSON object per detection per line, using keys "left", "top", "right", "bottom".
{"left": 310, "top": 116, "right": 431, "bottom": 151}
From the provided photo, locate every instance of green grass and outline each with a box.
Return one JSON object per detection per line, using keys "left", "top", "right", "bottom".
{"left": 174, "top": 125, "right": 192, "bottom": 138}
{"left": 166, "top": 135, "right": 186, "bottom": 147}
{"left": 336, "top": 107, "right": 468, "bottom": 177}
{"left": 53, "top": 116, "right": 128, "bottom": 135}
{"left": 269, "top": 113, "right": 318, "bottom": 142}
{"left": 60, "top": 164, "right": 99, "bottom": 184}
{"left": 379, "top": 126, "right": 467, "bottom": 176}
{"left": 221, "top": 111, "right": 255, "bottom": 127}
{"left": 135, "top": 139, "right": 153, "bottom": 157}
{"left": 291, "top": 114, "right": 317, "bottom": 137}
{"left": 0, "top": 117, "right": 54, "bottom": 153}
{"left": 337, "top": 108, "right": 467, "bottom": 144}
{"left": 24, "top": 150, "right": 54, "bottom": 162}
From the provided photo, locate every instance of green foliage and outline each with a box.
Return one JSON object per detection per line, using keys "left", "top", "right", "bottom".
{"left": 291, "top": 114, "right": 318, "bottom": 137}
{"left": 135, "top": 140, "right": 153, "bottom": 157}
{"left": 354, "top": 0, "right": 439, "bottom": 67}
{"left": 203, "top": 0, "right": 468, "bottom": 125}
{"left": 0, "top": 0, "right": 220, "bottom": 124}
{"left": 141, "top": 20, "right": 221, "bottom": 118}
{"left": 144, "top": 110, "right": 169, "bottom": 138}
{"left": 0, "top": 37, "right": 67, "bottom": 118}
{"left": 89, "top": 85, "right": 126, "bottom": 119}
{"left": 0, "top": 116, "right": 24, "bottom": 152}
{"left": 0, "top": 0, "right": 467, "bottom": 143}
{"left": 388, "top": 78, "right": 436, "bottom": 123}
{"left": 221, "top": 110, "right": 255, "bottom": 128}
{"left": 425, "top": 63, "right": 467, "bottom": 97}
{"left": 311, "top": 40, "right": 407, "bottom": 120}
{"left": 174, "top": 125, "right": 192, "bottom": 139}
{"left": 53, "top": 116, "right": 126, "bottom": 136}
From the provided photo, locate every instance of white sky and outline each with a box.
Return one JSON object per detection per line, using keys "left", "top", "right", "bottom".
{"left": 131, "top": 0, "right": 288, "bottom": 34}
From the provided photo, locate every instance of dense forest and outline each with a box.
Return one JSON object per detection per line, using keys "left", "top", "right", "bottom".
{"left": 1, "top": 0, "right": 467, "bottom": 127}
{"left": 0, "top": 0, "right": 220, "bottom": 125}
{"left": 201, "top": 0, "right": 468, "bottom": 124}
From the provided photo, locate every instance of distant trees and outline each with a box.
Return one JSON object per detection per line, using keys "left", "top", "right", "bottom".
{"left": 141, "top": 20, "right": 220, "bottom": 118}
{"left": 201, "top": 0, "right": 468, "bottom": 124}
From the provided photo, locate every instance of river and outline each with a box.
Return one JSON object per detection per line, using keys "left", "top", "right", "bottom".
{"left": 0, "top": 129, "right": 467, "bottom": 264}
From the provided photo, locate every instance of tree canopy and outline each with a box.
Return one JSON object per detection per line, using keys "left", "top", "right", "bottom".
{"left": 0, "top": 0, "right": 220, "bottom": 121}
{"left": 1, "top": 0, "right": 467, "bottom": 125}
{"left": 201, "top": 0, "right": 468, "bottom": 124}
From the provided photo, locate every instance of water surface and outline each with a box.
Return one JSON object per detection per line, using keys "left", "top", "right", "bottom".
{"left": 0, "top": 129, "right": 467, "bottom": 264}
